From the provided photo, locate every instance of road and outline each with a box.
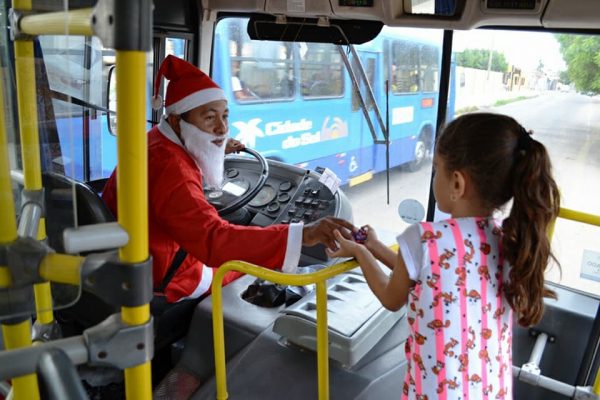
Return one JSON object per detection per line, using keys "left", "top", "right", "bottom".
{"left": 342, "top": 91, "right": 600, "bottom": 295}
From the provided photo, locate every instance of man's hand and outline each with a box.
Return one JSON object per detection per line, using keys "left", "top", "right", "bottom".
{"left": 302, "top": 217, "right": 355, "bottom": 251}
{"left": 225, "top": 138, "right": 245, "bottom": 154}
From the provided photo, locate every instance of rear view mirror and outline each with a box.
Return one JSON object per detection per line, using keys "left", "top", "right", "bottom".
{"left": 106, "top": 65, "right": 117, "bottom": 136}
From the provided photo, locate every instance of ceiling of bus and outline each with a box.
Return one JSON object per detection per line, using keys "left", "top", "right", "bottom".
{"left": 202, "top": 0, "right": 600, "bottom": 30}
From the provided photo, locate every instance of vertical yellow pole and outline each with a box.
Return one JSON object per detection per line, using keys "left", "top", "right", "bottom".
{"left": 593, "top": 369, "right": 600, "bottom": 394}
{"left": 316, "top": 281, "right": 329, "bottom": 400}
{"left": 1, "top": 1, "right": 43, "bottom": 397}
{"left": 115, "top": 50, "right": 152, "bottom": 399}
{"left": 212, "top": 272, "right": 228, "bottom": 400}
{"left": 13, "top": 0, "right": 53, "bottom": 325}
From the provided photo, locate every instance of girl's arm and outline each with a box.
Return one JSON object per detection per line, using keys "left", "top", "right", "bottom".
{"left": 361, "top": 225, "right": 398, "bottom": 270}
{"left": 328, "top": 230, "right": 412, "bottom": 311}
{"left": 366, "top": 239, "right": 398, "bottom": 270}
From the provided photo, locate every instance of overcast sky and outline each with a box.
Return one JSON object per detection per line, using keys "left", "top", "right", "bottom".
{"left": 453, "top": 30, "right": 566, "bottom": 73}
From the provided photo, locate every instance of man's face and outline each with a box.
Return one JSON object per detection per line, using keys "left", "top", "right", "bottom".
{"left": 183, "top": 100, "right": 229, "bottom": 146}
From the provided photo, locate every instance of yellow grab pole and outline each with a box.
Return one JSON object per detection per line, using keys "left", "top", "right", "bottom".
{"left": 38, "top": 253, "right": 84, "bottom": 285}
{"left": 0, "top": 31, "right": 37, "bottom": 397}
{"left": 1, "top": 321, "right": 40, "bottom": 399}
{"left": 115, "top": 50, "right": 151, "bottom": 399}
{"left": 0, "top": 71, "right": 16, "bottom": 246}
{"left": 14, "top": 36, "right": 53, "bottom": 323}
{"left": 558, "top": 208, "right": 600, "bottom": 227}
{"left": 17, "top": 8, "right": 93, "bottom": 37}
{"left": 212, "top": 270, "right": 228, "bottom": 400}
{"left": 315, "top": 281, "right": 330, "bottom": 400}
{"left": 0, "top": 58, "right": 16, "bottom": 288}
{"left": 210, "top": 258, "right": 375, "bottom": 400}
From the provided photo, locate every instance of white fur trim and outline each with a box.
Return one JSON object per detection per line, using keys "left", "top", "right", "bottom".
{"left": 179, "top": 265, "right": 213, "bottom": 301}
{"left": 282, "top": 222, "right": 303, "bottom": 273}
{"left": 166, "top": 88, "right": 226, "bottom": 115}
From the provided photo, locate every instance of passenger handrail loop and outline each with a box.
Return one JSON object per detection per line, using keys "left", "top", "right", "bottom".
{"left": 211, "top": 254, "right": 399, "bottom": 400}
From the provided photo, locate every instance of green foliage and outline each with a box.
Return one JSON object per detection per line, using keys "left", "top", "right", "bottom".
{"left": 559, "top": 70, "right": 571, "bottom": 84}
{"left": 556, "top": 34, "right": 600, "bottom": 94}
{"left": 456, "top": 49, "right": 509, "bottom": 73}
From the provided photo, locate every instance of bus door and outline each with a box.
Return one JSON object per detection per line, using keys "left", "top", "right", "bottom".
{"left": 349, "top": 49, "right": 383, "bottom": 186}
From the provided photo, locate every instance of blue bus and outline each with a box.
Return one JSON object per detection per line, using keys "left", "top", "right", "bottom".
{"left": 212, "top": 18, "right": 455, "bottom": 186}
{"left": 41, "top": 21, "right": 454, "bottom": 187}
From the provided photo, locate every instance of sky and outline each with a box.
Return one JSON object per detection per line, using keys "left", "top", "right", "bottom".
{"left": 453, "top": 30, "right": 567, "bottom": 73}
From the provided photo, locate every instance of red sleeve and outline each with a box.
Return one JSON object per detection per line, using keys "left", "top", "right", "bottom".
{"left": 101, "top": 169, "right": 118, "bottom": 218}
{"left": 150, "top": 156, "right": 291, "bottom": 270}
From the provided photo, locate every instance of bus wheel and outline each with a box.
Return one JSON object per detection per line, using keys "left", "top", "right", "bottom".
{"left": 407, "top": 139, "right": 427, "bottom": 172}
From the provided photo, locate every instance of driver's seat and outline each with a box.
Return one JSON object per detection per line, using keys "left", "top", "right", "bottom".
{"left": 43, "top": 172, "right": 119, "bottom": 332}
{"left": 43, "top": 172, "right": 114, "bottom": 253}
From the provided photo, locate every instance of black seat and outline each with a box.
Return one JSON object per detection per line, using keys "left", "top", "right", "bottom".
{"left": 42, "top": 172, "right": 113, "bottom": 253}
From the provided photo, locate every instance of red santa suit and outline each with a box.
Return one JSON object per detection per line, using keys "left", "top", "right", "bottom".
{"left": 102, "top": 55, "right": 302, "bottom": 303}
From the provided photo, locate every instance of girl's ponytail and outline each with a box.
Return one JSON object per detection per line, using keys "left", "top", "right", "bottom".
{"left": 502, "top": 131, "right": 560, "bottom": 326}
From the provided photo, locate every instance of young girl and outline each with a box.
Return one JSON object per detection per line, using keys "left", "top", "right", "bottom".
{"left": 328, "top": 113, "right": 560, "bottom": 400}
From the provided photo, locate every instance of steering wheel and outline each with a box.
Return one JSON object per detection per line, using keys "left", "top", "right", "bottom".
{"left": 209, "top": 148, "right": 269, "bottom": 216}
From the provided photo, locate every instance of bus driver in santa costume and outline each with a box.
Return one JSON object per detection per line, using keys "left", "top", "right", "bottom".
{"left": 102, "top": 55, "right": 354, "bottom": 314}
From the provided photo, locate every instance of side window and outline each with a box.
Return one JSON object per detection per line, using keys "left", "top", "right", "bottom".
{"left": 300, "top": 43, "right": 344, "bottom": 98}
{"left": 391, "top": 40, "right": 420, "bottom": 93}
{"left": 39, "top": 36, "right": 104, "bottom": 180}
{"left": 351, "top": 56, "right": 376, "bottom": 111}
{"left": 166, "top": 37, "right": 186, "bottom": 59}
{"left": 228, "top": 28, "right": 294, "bottom": 102}
{"left": 420, "top": 45, "right": 439, "bottom": 92}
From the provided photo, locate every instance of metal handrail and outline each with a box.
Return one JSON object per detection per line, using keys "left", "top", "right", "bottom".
{"left": 211, "top": 255, "right": 389, "bottom": 400}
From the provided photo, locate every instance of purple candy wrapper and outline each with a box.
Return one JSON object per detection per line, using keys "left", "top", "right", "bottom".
{"left": 352, "top": 227, "right": 368, "bottom": 244}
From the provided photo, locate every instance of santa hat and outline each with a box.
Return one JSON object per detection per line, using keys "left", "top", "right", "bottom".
{"left": 152, "top": 55, "right": 226, "bottom": 115}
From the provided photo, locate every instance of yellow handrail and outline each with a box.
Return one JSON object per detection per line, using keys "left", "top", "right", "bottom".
{"left": 212, "top": 257, "right": 371, "bottom": 400}
{"left": 558, "top": 208, "right": 600, "bottom": 227}
{"left": 115, "top": 50, "right": 152, "bottom": 400}
{"left": 553, "top": 207, "right": 600, "bottom": 393}
{"left": 17, "top": 8, "right": 93, "bottom": 37}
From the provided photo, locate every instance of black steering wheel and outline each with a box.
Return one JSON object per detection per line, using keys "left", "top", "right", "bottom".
{"left": 207, "top": 148, "right": 269, "bottom": 216}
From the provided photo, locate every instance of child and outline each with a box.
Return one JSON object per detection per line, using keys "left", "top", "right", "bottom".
{"left": 327, "top": 113, "right": 560, "bottom": 400}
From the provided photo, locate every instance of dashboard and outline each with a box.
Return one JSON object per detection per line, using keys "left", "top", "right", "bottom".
{"left": 207, "top": 155, "right": 354, "bottom": 264}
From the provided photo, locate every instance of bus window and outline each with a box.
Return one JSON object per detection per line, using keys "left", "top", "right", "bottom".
{"left": 225, "top": 20, "right": 294, "bottom": 102}
{"left": 453, "top": 29, "right": 600, "bottom": 296}
{"left": 39, "top": 36, "right": 104, "bottom": 181}
{"left": 166, "top": 37, "right": 186, "bottom": 59}
{"left": 420, "top": 45, "right": 440, "bottom": 92}
{"left": 300, "top": 43, "right": 344, "bottom": 98}
{"left": 391, "top": 40, "right": 420, "bottom": 93}
{"left": 351, "top": 55, "right": 377, "bottom": 112}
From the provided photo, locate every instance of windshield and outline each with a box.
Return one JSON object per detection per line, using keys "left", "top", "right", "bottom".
{"left": 214, "top": 17, "right": 600, "bottom": 297}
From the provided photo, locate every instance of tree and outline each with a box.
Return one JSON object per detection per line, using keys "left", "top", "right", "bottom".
{"left": 456, "top": 49, "right": 508, "bottom": 72}
{"left": 555, "top": 34, "right": 600, "bottom": 94}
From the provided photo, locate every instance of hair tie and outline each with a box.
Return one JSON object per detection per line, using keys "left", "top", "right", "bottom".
{"left": 517, "top": 126, "right": 533, "bottom": 155}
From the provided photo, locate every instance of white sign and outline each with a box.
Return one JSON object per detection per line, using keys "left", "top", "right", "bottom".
{"left": 580, "top": 249, "right": 600, "bottom": 283}
{"left": 398, "top": 199, "right": 425, "bottom": 224}
{"left": 392, "top": 106, "right": 414, "bottom": 125}
{"left": 318, "top": 168, "right": 341, "bottom": 194}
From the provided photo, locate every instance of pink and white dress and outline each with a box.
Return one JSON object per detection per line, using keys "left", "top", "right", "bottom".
{"left": 397, "top": 217, "right": 513, "bottom": 400}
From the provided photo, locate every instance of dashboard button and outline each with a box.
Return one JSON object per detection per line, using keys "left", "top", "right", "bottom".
{"left": 226, "top": 168, "right": 239, "bottom": 178}
{"left": 278, "top": 193, "right": 291, "bottom": 203}
{"left": 267, "top": 202, "right": 280, "bottom": 213}
{"left": 279, "top": 181, "right": 293, "bottom": 192}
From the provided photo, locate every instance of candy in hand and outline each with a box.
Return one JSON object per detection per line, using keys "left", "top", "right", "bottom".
{"left": 352, "top": 227, "right": 368, "bottom": 244}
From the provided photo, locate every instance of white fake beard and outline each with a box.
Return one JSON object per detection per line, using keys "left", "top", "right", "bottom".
{"left": 179, "top": 119, "right": 227, "bottom": 190}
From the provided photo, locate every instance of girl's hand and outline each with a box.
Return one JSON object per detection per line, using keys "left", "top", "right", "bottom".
{"left": 225, "top": 138, "right": 245, "bottom": 154}
{"left": 326, "top": 229, "right": 363, "bottom": 258}
{"left": 360, "top": 225, "right": 380, "bottom": 250}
